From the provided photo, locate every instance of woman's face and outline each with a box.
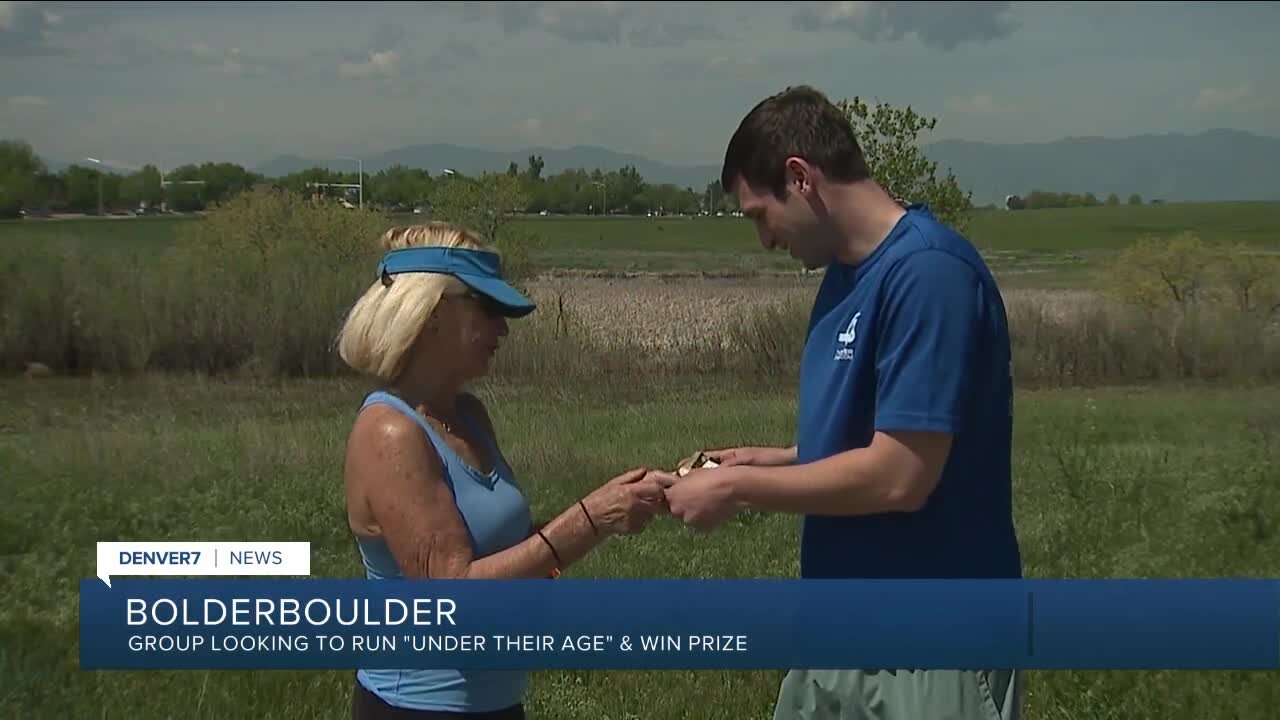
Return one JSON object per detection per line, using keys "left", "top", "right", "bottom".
{"left": 429, "top": 289, "right": 510, "bottom": 380}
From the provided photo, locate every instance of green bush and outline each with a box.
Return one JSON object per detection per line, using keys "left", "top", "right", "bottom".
{"left": 1104, "top": 232, "right": 1280, "bottom": 319}
{"left": 0, "top": 190, "right": 391, "bottom": 377}
{"left": 1104, "top": 232, "right": 1216, "bottom": 312}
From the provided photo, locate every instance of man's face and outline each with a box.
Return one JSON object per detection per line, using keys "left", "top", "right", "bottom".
{"left": 732, "top": 175, "right": 831, "bottom": 270}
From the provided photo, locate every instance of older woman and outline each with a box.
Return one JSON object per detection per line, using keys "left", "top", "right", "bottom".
{"left": 336, "top": 222, "right": 667, "bottom": 720}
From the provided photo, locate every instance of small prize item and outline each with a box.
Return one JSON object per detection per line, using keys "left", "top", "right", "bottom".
{"left": 675, "top": 451, "right": 720, "bottom": 477}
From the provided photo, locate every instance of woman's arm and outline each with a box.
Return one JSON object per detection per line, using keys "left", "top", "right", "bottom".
{"left": 345, "top": 405, "right": 660, "bottom": 580}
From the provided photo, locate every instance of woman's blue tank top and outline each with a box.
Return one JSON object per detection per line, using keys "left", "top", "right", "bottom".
{"left": 353, "top": 390, "right": 533, "bottom": 713}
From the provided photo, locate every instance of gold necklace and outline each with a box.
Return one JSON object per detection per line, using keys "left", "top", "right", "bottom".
{"left": 422, "top": 408, "right": 454, "bottom": 435}
{"left": 411, "top": 397, "right": 456, "bottom": 435}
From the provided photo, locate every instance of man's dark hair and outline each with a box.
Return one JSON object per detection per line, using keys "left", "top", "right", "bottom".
{"left": 721, "top": 85, "right": 870, "bottom": 198}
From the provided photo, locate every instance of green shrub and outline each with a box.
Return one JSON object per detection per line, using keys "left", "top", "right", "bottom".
{"left": 1103, "top": 232, "right": 1280, "bottom": 320}
{"left": 1104, "top": 232, "right": 1217, "bottom": 313}
{"left": 0, "top": 190, "right": 391, "bottom": 376}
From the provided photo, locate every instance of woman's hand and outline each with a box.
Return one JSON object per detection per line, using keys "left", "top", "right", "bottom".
{"left": 580, "top": 468, "right": 668, "bottom": 535}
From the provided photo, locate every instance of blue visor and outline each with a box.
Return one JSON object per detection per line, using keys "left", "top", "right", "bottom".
{"left": 376, "top": 246, "right": 536, "bottom": 318}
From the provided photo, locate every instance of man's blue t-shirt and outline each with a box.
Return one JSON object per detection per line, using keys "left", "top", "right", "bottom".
{"left": 795, "top": 205, "right": 1021, "bottom": 580}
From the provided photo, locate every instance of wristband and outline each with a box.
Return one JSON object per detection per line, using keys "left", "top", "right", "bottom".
{"left": 578, "top": 500, "right": 599, "bottom": 536}
{"left": 536, "top": 529, "right": 562, "bottom": 577}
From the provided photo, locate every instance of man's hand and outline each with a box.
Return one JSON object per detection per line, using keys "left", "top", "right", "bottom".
{"left": 677, "top": 445, "right": 796, "bottom": 470}
{"left": 650, "top": 468, "right": 745, "bottom": 531}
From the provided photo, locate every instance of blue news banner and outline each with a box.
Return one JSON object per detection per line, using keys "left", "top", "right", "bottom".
{"left": 80, "top": 579, "right": 1280, "bottom": 671}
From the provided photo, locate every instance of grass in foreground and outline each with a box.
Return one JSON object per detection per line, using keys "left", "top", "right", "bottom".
{"left": 1, "top": 375, "right": 1278, "bottom": 719}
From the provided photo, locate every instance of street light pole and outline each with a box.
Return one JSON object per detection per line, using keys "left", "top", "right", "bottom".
{"left": 593, "top": 179, "right": 606, "bottom": 216}
{"left": 337, "top": 156, "right": 363, "bottom": 209}
{"left": 85, "top": 157, "right": 104, "bottom": 214}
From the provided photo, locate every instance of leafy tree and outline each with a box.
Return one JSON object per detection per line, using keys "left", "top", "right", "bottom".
{"left": 429, "top": 172, "right": 537, "bottom": 281}
{"left": 60, "top": 164, "right": 106, "bottom": 213}
{"left": 1218, "top": 242, "right": 1280, "bottom": 317}
{"left": 835, "top": 97, "right": 973, "bottom": 230}
{"left": 1106, "top": 193, "right": 1121, "bottom": 206}
{"left": 640, "top": 183, "right": 699, "bottom": 215}
{"left": 1128, "top": 193, "right": 1143, "bottom": 206}
{"left": 195, "top": 162, "right": 259, "bottom": 204}
{"left": 705, "top": 180, "right": 728, "bottom": 214}
{"left": 0, "top": 140, "right": 47, "bottom": 217}
{"left": 367, "top": 165, "right": 432, "bottom": 210}
{"left": 526, "top": 155, "right": 544, "bottom": 181}
{"left": 600, "top": 165, "right": 646, "bottom": 214}
{"left": 32, "top": 172, "right": 66, "bottom": 210}
{"left": 119, "top": 165, "right": 164, "bottom": 209}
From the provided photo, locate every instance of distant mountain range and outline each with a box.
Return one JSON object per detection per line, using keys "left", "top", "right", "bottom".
{"left": 44, "top": 129, "right": 1280, "bottom": 205}
{"left": 924, "top": 129, "right": 1280, "bottom": 205}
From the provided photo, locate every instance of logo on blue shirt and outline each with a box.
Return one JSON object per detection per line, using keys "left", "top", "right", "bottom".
{"left": 834, "top": 311, "right": 861, "bottom": 361}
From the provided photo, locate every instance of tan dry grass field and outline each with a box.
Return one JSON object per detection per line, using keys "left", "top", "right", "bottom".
{"left": 523, "top": 274, "right": 1099, "bottom": 351}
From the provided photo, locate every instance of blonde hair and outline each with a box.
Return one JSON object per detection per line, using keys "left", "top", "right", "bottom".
{"left": 337, "top": 222, "right": 491, "bottom": 383}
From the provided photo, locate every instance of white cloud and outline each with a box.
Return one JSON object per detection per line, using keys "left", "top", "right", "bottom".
{"left": 628, "top": 19, "right": 725, "bottom": 48}
{"left": 0, "top": 0, "right": 61, "bottom": 55}
{"left": 793, "top": 1, "right": 1021, "bottom": 51}
{"left": 338, "top": 49, "right": 399, "bottom": 79}
{"left": 0, "top": 2, "right": 16, "bottom": 30}
{"left": 946, "top": 92, "right": 1031, "bottom": 115}
{"left": 515, "top": 116, "right": 544, "bottom": 141}
{"left": 660, "top": 53, "right": 760, "bottom": 77}
{"left": 222, "top": 49, "right": 245, "bottom": 77}
{"left": 463, "top": 1, "right": 631, "bottom": 44}
{"left": 188, "top": 42, "right": 216, "bottom": 59}
{"left": 1194, "top": 82, "right": 1251, "bottom": 110}
{"left": 9, "top": 94, "right": 48, "bottom": 110}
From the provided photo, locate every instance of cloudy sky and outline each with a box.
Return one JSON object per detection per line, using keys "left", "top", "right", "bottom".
{"left": 2, "top": 1, "right": 1277, "bottom": 172}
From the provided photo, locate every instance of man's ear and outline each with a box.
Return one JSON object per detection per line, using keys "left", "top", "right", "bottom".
{"left": 784, "top": 157, "right": 812, "bottom": 194}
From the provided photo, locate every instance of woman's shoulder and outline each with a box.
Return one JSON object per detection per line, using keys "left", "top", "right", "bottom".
{"left": 345, "top": 402, "right": 449, "bottom": 489}
{"left": 349, "top": 401, "right": 429, "bottom": 452}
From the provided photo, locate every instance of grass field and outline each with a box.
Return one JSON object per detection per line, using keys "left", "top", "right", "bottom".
{"left": 6, "top": 201, "right": 1279, "bottom": 288}
{"left": 2, "top": 376, "right": 1278, "bottom": 719}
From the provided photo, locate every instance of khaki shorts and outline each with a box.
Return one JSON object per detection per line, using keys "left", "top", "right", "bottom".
{"left": 773, "top": 669, "right": 1021, "bottom": 720}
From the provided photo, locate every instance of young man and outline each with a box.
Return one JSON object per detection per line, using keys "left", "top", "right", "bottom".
{"left": 657, "top": 86, "right": 1023, "bottom": 719}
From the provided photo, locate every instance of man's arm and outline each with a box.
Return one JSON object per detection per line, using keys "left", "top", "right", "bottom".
{"left": 672, "top": 249, "right": 983, "bottom": 521}
{"left": 722, "top": 430, "right": 950, "bottom": 515}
